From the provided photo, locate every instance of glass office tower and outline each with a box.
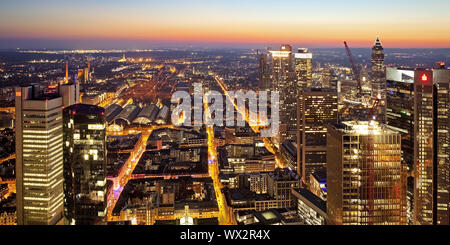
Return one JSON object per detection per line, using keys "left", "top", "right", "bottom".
{"left": 63, "top": 104, "right": 107, "bottom": 225}
{"left": 386, "top": 67, "right": 449, "bottom": 225}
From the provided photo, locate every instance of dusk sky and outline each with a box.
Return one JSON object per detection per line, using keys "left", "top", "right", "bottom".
{"left": 1, "top": 0, "right": 450, "bottom": 49}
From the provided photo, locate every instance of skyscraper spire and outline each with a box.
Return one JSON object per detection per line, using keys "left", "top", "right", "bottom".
{"left": 374, "top": 36, "right": 382, "bottom": 46}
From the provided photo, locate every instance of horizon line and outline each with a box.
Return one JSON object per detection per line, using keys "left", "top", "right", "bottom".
{"left": 1, "top": 37, "right": 450, "bottom": 50}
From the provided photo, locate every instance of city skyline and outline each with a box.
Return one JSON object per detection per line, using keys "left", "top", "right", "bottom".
{"left": 1, "top": 0, "right": 449, "bottom": 231}
{"left": 1, "top": 0, "right": 450, "bottom": 49}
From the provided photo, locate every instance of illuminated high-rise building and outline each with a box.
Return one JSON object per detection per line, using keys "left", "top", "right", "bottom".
{"left": 15, "top": 83, "right": 79, "bottom": 225}
{"left": 386, "top": 68, "right": 416, "bottom": 171}
{"left": 412, "top": 69, "right": 436, "bottom": 225}
{"left": 295, "top": 48, "right": 313, "bottom": 89}
{"left": 297, "top": 88, "right": 338, "bottom": 182}
{"left": 270, "top": 45, "right": 296, "bottom": 141}
{"left": 84, "top": 68, "right": 89, "bottom": 83}
{"left": 63, "top": 104, "right": 107, "bottom": 225}
{"left": 434, "top": 68, "right": 449, "bottom": 225}
{"left": 386, "top": 67, "right": 449, "bottom": 225}
{"left": 327, "top": 121, "right": 406, "bottom": 225}
{"left": 385, "top": 68, "right": 416, "bottom": 223}
{"left": 320, "top": 68, "right": 331, "bottom": 89}
{"left": 371, "top": 37, "right": 386, "bottom": 122}
{"left": 65, "top": 60, "right": 69, "bottom": 83}
{"left": 258, "top": 53, "right": 271, "bottom": 91}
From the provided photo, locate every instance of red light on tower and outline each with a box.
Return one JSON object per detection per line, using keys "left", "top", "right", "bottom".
{"left": 421, "top": 73, "right": 429, "bottom": 82}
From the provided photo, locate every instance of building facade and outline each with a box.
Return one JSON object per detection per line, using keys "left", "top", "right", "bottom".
{"left": 295, "top": 48, "right": 313, "bottom": 89}
{"left": 434, "top": 69, "right": 450, "bottom": 225}
{"left": 297, "top": 88, "right": 338, "bottom": 183}
{"left": 63, "top": 104, "right": 107, "bottom": 225}
{"left": 371, "top": 37, "right": 386, "bottom": 122}
{"left": 292, "top": 188, "right": 327, "bottom": 225}
{"left": 386, "top": 67, "right": 450, "bottom": 225}
{"left": 270, "top": 45, "right": 297, "bottom": 142}
{"left": 327, "top": 121, "right": 406, "bottom": 225}
{"left": 258, "top": 53, "right": 271, "bottom": 91}
{"left": 15, "top": 83, "right": 79, "bottom": 225}
{"left": 267, "top": 168, "right": 300, "bottom": 209}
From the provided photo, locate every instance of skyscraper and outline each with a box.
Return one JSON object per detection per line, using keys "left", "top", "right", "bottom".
{"left": 433, "top": 68, "right": 450, "bottom": 225}
{"left": 15, "top": 83, "right": 79, "bottom": 225}
{"left": 258, "top": 53, "right": 271, "bottom": 91}
{"left": 320, "top": 68, "right": 331, "bottom": 89}
{"left": 63, "top": 104, "right": 107, "bottom": 225}
{"left": 297, "top": 88, "right": 338, "bottom": 182}
{"left": 371, "top": 37, "right": 386, "bottom": 122}
{"left": 386, "top": 68, "right": 416, "bottom": 171}
{"left": 65, "top": 60, "right": 69, "bottom": 83}
{"left": 270, "top": 45, "right": 296, "bottom": 142}
{"left": 413, "top": 69, "right": 435, "bottom": 225}
{"left": 327, "top": 121, "right": 406, "bottom": 225}
{"left": 295, "top": 48, "right": 313, "bottom": 89}
{"left": 386, "top": 67, "right": 450, "bottom": 225}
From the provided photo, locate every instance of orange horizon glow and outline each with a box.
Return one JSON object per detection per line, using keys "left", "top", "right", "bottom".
{"left": 1, "top": 0, "right": 450, "bottom": 48}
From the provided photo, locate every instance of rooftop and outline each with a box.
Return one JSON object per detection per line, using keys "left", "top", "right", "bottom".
{"left": 269, "top": 168, "right": 300, "bottom": 181}
{"left": 293, "top": 188, "right": 326, "bottom": 213}
{"left": 65, "top": 103, "right": 105, "bottom": 115}
{"left": 332, "top": 121, "right": 397, "bottom": 136}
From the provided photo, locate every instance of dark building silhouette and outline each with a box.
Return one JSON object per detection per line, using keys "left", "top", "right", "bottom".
{"left": 63, "top": 104, "right": 107, "bottom": 225}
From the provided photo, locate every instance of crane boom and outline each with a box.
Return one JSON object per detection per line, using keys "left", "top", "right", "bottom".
{"left": 344, "top": 41, "right": 362, "bottom": 96}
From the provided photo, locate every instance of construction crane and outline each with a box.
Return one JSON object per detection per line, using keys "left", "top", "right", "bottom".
{"left": 344, "top": 42, "right": 381, "bottom": 224}
{"left": 344, "top": 41, "right": 362, "bottom": 97}
{"left": 368, "top": 95, "right": 381, "bottom": 121}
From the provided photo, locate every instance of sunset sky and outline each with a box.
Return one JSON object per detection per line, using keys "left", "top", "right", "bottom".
{"left": 1, "top": 0, "right": 450, "bottom": 49}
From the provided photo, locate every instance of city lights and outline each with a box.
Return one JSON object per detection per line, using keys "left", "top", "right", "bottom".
{"left": 0, "top": 2, "right": 448, "bottom": 242}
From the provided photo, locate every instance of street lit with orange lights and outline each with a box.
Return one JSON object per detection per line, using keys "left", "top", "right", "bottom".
{"left": 213, "top": 75, "right": 286, "bottom": 169}
{"left": 107, "top": 130, "right": 150, "bottom": 222}
{"left": 0, "top": 154, "right": 15, "bottom": 166}
{"left": 204, "top": 95, "right": 233, "bottom": 225}
{"left": 106, "top": 123, "right": 185, "bottom": 222}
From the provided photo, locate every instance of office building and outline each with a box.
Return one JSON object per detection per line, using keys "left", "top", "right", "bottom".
{"left": 295, "top": 48, "right": 313, "bottom": 89}
{"left": 280, "top": 140, "right": 297, "bottom": 171}
{"left": 386, "top": 68, "right": 416, "bottom": 172}
{"left": 258, "top": 53, "right": 271, "bottom": 91}
{"left": 371, "top": 37, "right": 386, "bottom": 122}
{"left": 291, "top": 188, "right": 327, "bottom": 225}
{"left": 15, "top": 83, "right": 79, "bottom": 225}
{"left": 327, "top": 121, "right": 406, "bottom": 225}
{"left": 267, "top": 168, "right": 300, "bottom": 209}
{"left": 386, "top": 67, "right": 450, "bottom": 225}
{"left": 63, "top": 104, "right": 107, "bottom": 225}
{"left": 297, "top": 88, "right": 338, "bottom": 182}
{"left": 434, "top": 68, "right": 450, "bottom": 225}
{"left": 321, "top": 68, "right": 331, "bottom": 89}
{"left": 270, "top": 45, "right": 296, "bottom": 142}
